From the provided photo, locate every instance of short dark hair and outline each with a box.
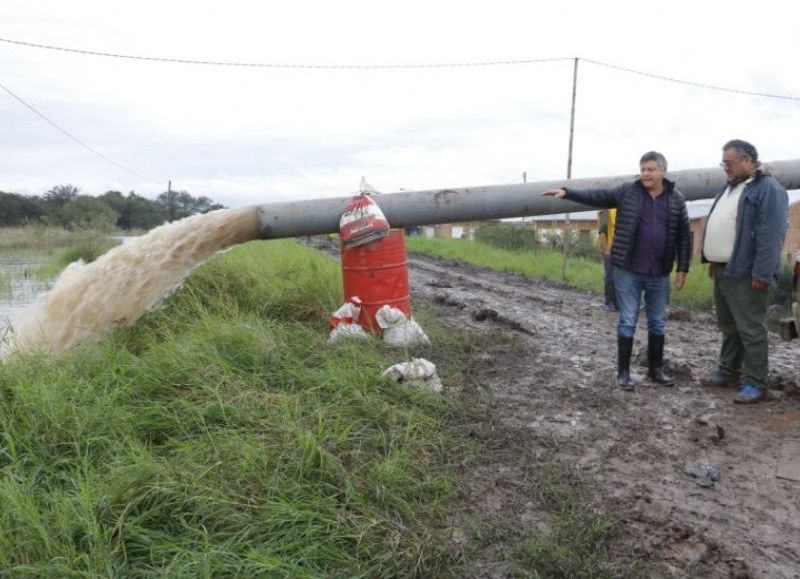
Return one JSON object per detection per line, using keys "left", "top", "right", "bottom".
{"left": 640, "top": 151, "right": 667, "bottom": 171}
{"left": 723, "top": 139, "right": 758, "bottom": 164}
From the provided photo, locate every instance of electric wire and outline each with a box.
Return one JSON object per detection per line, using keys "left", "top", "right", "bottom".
{"left": 0, "top": 80, "right": 162, "bottom": 185}
{"left": 1, "top": 36, "right": 799, "bottom": 101}
{"left": 0, "top": 37, "right": 570, "bottom": 69}
{"left": 2, "top": 35, "right": 797, "bottom": 187}
{"left": 582, "top": 58, "right": 800, "bottom": 102}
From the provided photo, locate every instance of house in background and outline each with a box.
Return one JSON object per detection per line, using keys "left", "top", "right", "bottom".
{"left": 427, "top": 196, "right": 800, "bottom": 263}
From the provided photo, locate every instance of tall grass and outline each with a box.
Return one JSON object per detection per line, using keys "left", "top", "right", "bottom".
{"left": 30, "top": 239, "right": 120, "bottom": 280}
{"left": 0, "top": 226, "right": 111, "bottom": 251}
{"left": 0, "top": 240, "right": 463, "bottom": 576}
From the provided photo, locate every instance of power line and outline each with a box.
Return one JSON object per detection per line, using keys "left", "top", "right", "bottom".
{"left": 582, "top": 58, "right": 800, "bottom": 102}
{"left": 0, "top": 79, "right": 162, "bottom": 185}
{"left": 2, "top": 36, "right": 798, "bottom": 101}
{"left": 0, "top": 37, "right": 570, "bottom": 69}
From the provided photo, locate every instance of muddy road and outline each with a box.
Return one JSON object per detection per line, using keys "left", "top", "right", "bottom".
{"left": 406, "top": 253, "right": 800, "bottom": 578}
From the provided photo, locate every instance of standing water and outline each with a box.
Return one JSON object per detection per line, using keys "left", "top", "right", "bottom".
{"left": 3, "top": 207, "right": 260, "bottom": 358}
{"left": 0, "top": 252, "right": 51, "bottom": 324}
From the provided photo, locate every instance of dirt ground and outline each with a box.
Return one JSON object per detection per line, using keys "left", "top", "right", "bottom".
{"left": 405, "top": 253, "right": 800, "bottom": 578}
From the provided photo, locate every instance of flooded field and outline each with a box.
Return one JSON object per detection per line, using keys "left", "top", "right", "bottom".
{"left": 0, "top": 251, "right": 50, "bottom": 330}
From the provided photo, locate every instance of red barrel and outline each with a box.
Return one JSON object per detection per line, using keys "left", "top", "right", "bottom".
{"left": 341, "top": 229, "right": 412, "bottom": 332}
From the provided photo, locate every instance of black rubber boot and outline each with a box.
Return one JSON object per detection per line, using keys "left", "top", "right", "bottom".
{"left": 617, "top": 336, "right": 636, "bottom": 391}
{"left": 647, "top": 333, "right": 674, "bottom": 386}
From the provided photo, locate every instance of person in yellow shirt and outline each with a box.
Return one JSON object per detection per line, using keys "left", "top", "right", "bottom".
{"left": 598, "top": 208, "right": 617, "bottom": 311}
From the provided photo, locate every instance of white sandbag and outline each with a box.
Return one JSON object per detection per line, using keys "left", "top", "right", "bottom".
{"left": 328, "top": 322, "right": 370, "bottom": 344}
{"left": 375, "top": 305, "right": 430, "bottom": 348}
{"left": 328, "top": 297, "right": 370, "bottom": 344}
{"left": 381, "top": 358, "right": 442, "bottom": 393}
{"left": 329, "top": 296, "right": 362, "bottom": 327}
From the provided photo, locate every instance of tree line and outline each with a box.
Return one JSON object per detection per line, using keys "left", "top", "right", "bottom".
{"left": 0, "top": 184, "right": 225, "bottom": 231}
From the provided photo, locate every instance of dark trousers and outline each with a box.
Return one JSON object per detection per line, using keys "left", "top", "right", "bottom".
{"left": 713, "top": 268, "right": 769, "bottom": 387}
{"left": 604, "top": 258, "right": 617, "bottom": 308}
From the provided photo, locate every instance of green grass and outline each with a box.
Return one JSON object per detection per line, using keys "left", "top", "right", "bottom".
{"left": 0, "top": 239, "right": 467, "bottom": 577}
{"left": 407, "top": 236, "right": 719, "bottom": 310}
{"left": 0, "top": 227, "right": 120, "bottom": 290}
{"left": 0, "top": 226, "right": 112, "bottom": 251}
{"left": 0, "top": 235, "right": 663, "bottom": 576}
{"left": 30, "top": 239, "right": 121, "bottom": 280}
{"left": 511, "top": 462, "right": 641, "bottom": 579}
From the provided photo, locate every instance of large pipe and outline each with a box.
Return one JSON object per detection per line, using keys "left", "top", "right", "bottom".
{"left": 256, "top": 159, "right": 800, "bottom": 239}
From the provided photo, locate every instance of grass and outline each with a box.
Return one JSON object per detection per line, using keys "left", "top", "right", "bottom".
{"left": 0, "top": 239, "right": 469, "bottom": 577}
{"left": 0, "top": 228, "right": 119, "bottom": 294}
{"left": 0, "top": 233, "right": 660, "bottom": 576}
{"left": 0, "top": 226, "right": 111, "bottom": 251}
{"left": 511, "top": 461, "right": 642, "bottom": 579}
{"left": 406, "top": 236, "right": 793, "bottom": 311}
{"left": 30, "top": 238, "right": 120, "bottom": 280}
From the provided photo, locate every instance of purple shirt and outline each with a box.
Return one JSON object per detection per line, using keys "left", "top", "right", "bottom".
{"left": 629, "top": 192, "right": 668, "bottom": 275}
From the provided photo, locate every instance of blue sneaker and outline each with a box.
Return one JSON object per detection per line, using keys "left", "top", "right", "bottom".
{"left": 703, "top": 369, "right": 740, "bottom": 388}
{"left": 733, "top": 383, "right": 765, "bottom": 404}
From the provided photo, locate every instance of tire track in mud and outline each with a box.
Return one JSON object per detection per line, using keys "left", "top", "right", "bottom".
{"left": 407, "top": 252, "right": 800, "bottom": 578}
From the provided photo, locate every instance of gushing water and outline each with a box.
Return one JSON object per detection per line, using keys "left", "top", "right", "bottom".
{"left": 3, "top": 207, "right": 261, "bottom": 358}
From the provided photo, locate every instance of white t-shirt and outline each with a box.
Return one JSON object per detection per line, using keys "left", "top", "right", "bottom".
{"left": 703, "top": 177, "right": 753, "bottom": 263}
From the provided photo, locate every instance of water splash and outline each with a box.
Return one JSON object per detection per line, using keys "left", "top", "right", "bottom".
{"left": 3, "top": 206, "right": 260, "bottom": 358}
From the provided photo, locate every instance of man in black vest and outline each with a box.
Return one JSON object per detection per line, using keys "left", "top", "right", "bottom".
{"left": 543, "top": 151, "right": 692, "bottom": 390}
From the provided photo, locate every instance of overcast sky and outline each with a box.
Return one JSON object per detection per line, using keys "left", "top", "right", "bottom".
{"left": 1, "top": 0, "right": 798, "bottom": 208}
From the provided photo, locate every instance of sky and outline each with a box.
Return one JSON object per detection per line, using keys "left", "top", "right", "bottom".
{"left": 1, "top": 0, "right": 799, "bottom": 209}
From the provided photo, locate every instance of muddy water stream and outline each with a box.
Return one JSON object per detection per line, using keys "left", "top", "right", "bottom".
{"left": 2, "top": 207, "right": 261, "bottom": 357}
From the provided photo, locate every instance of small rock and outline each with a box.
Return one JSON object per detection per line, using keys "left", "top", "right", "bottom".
{"left": 684, "top": 463, "right": 721, "bottom": 488}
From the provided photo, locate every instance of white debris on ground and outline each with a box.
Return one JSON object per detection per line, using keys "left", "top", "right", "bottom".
{"left": 328, "top": 323, "right": 370, "bottom": 344}
{"left": 381, "top": 358, "right": 442, "bottom": 393}
{"left": 376, "top": 305, "right": 430, "bottom": 348}
{"left": 327, "top": 297, "right": 371, "bottom": 344}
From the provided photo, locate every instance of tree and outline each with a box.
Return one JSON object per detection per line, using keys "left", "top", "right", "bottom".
{"left": 59, "top": 196, "right": 117, "bottom": 231}
{"left": 0, "top": 186, "right": 225, "bottom": 231}
{"left": 125, "top": 192, "right": 164, "bottom": 230}
{"left": 44, "top": 184, "right": 80, "bottom": 206}
{"left": 0, "top": 192, "right": 45, "bottom": 226}
{"left": 155, "top": 190, "right": 225, "bottom": 221}
{"left": 98, "top": 190, "right": 127, "bottom": 217}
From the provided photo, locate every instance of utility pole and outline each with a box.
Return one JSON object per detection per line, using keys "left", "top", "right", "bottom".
{"left": 562, "top": 57, "right": 579, "bottom": 281}
{"left": 167, "top": 180, "right": 174, "bottom": 221}
{"left": 522, "top": 171, "right": 527, "bottom": 225}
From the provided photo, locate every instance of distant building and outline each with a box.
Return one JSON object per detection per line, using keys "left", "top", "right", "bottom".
{"left": 421, "top": 199, "right": 800, "bottom": 263}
